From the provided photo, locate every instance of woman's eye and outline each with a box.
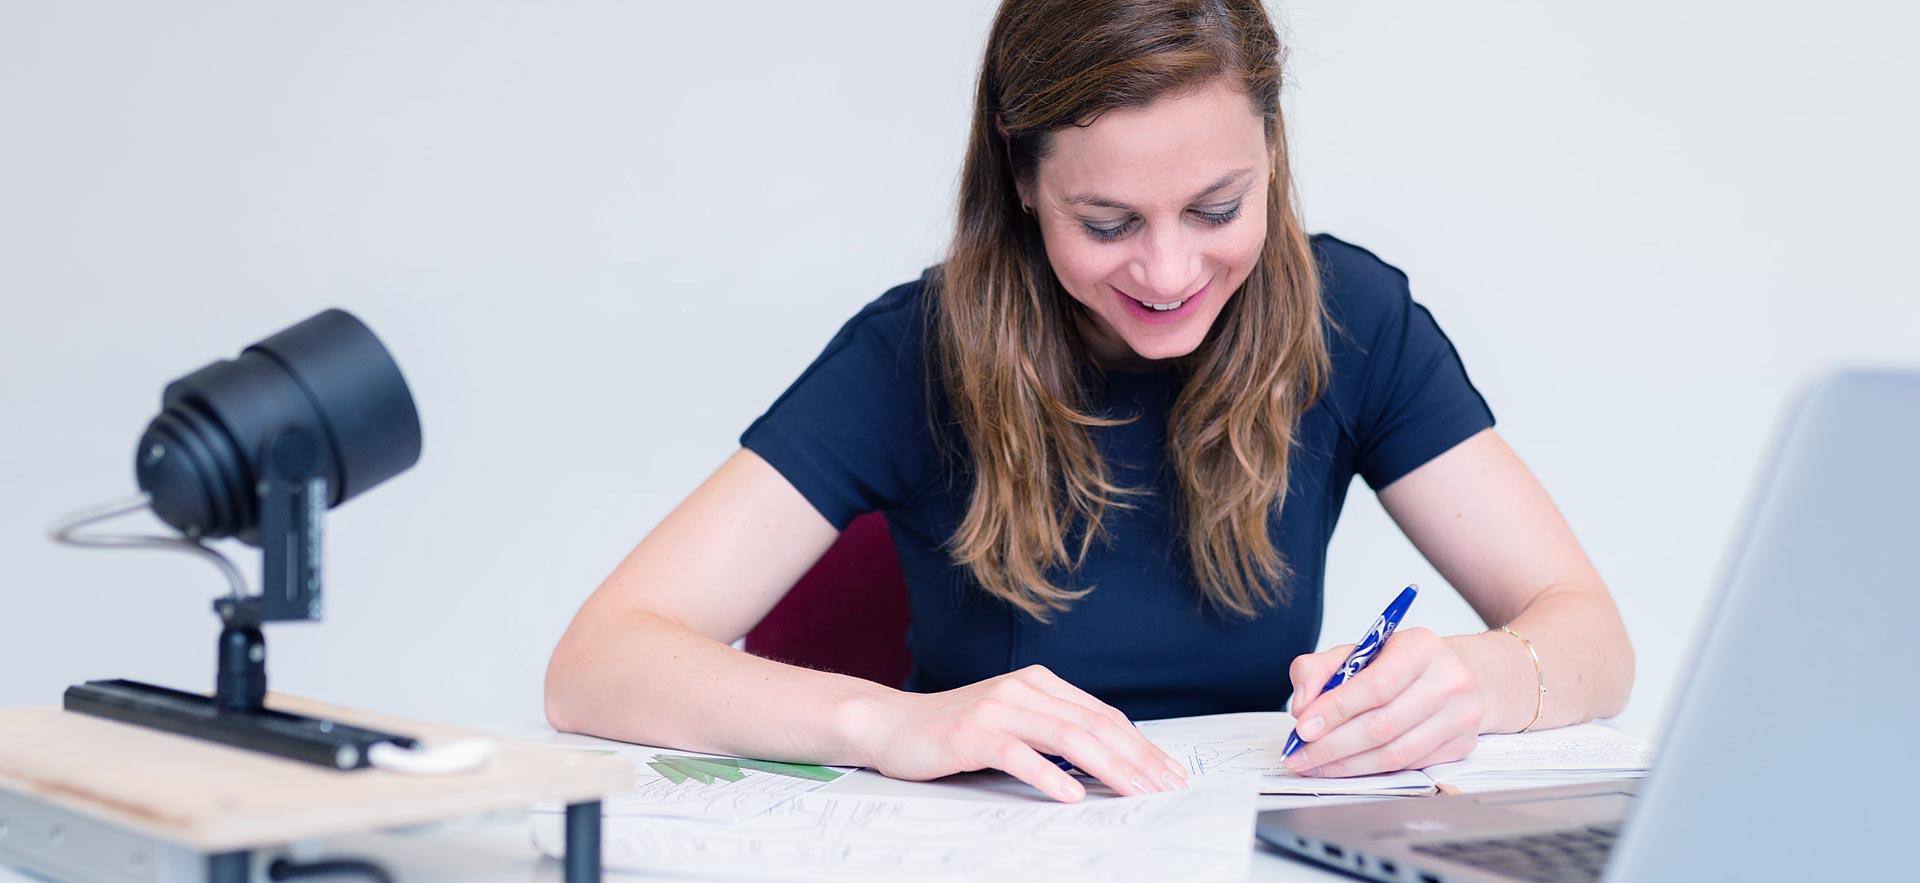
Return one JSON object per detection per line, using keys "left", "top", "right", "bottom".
{"left": 1194, "top": 202, "right": 1243, "bottom": 226}
{"left": 1082, "top": 218, "right": 1137, "bottom": 242}
{"left": 1080, "top": 202, "right": 1241, "bottom": 242}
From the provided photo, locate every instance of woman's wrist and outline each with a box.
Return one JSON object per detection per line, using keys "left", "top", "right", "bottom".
{"left": 1444, "top": 631, "right": 1537, "bottom": 734}
{"left": 828, "top": 682, "right": 913, "bottom": 767}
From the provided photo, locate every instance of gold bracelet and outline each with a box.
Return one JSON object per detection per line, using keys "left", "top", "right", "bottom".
{"left": 1498, "top": 625, "right": 1546, "bottom": 732}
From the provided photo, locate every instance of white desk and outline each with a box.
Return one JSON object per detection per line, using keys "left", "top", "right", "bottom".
{"left": 0, "top": 717, "right": 1647, "bottom": 883}
{"left": 0, "top": 795, "right": 1354, "bottom": 883}
{"left": 0, "top": 757, "right": 1351, "bottom": 883}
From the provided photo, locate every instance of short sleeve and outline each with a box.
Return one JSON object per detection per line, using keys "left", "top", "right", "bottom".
{"left": 1315, "top": 235, "right": 1496, "bottom": 490}
{"left": 739, "top": 278, "right": 940, "bottom": 530}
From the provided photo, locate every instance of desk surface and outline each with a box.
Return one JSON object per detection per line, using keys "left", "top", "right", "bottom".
{"left": 0, "top": 799, "right": 1354, "bottom": 883}
{"left": 0, "top": 716, "right": 1649, "bottom": 883}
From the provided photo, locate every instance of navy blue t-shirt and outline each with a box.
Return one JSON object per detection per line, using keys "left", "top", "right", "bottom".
{"left": 740, "top": 234, "right": 1494, "bottom": 721}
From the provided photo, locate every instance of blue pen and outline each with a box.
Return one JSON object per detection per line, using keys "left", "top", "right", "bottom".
{"left": 1281, "top": 584, "right": 1419, "bottom": 760}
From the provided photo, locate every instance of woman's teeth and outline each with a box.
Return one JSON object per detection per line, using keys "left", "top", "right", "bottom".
{"left": 1136, "top": 297, "right": 1186, "bottom": 311}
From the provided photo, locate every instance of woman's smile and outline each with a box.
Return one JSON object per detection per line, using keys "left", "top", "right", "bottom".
{"left": 1113, "top": 278, "right": 1210, "bottom": 324}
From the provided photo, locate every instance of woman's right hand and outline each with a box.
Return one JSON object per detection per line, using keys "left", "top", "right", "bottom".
{"left": 856, "top": 664, "right": 1189, "bottom": 802}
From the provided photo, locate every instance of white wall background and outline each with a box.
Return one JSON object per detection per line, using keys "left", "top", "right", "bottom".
{"left": 3, "top": 2, "right": 1914, "bottom": 739}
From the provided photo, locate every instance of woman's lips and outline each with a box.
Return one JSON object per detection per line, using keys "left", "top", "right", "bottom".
{"left": 1114, "top": 279, "right": 1209, "bottom": 323}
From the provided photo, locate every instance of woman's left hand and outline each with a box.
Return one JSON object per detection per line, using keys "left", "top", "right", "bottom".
{"left": 1282, "top": 627, "right": 1485, "bottom": 777}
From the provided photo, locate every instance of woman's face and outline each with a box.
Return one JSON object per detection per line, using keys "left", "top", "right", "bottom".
{"left": 1023, "top": 78, "right": 1272, "bottom": 371}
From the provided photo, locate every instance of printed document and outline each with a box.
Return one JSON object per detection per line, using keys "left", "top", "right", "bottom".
{"left": 533, "top": 775, "right": 1259, "bottom": 883}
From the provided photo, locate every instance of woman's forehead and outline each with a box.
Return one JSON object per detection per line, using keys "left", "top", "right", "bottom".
{"left": 1039, "top": 79, "right": 1267, "bottom": 209}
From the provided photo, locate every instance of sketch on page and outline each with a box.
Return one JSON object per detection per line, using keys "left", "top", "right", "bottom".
{"left": 531, "top": 775, "right": 1259, "bottom": 883}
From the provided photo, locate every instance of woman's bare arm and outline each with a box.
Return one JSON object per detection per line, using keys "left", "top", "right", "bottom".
{"left": 1377, "top": 429, "right": 1634, "bottom": 730}
{"left": 544, "top": 448, "right": 889, "bottom": 761}
{"left": 1281, "top": 429, "right": 1635, "bottom": 777}
{"left": 543, "top": 448, "right": 1186, "bottom": 800}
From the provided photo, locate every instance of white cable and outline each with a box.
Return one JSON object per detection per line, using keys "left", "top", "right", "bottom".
{"left": 47, "top": 491, "right": 249, "bottom": 600}
{"left": 367, "top": 738, "right": 497, "bottom": 775}
{"left": 54, "top": 493, "right": 498, "bottom": 780}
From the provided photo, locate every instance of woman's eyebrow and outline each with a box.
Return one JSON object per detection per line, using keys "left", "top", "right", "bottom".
{"left": 1063, "top": 167, "right": 1254, "bottom": 211}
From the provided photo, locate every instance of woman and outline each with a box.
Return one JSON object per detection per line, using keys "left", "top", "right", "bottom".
{"left": 545, "top": 0, "right": 1633, "bottom": 804}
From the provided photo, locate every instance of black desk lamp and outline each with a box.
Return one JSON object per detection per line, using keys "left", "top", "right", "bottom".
{"left": 50, "top": 308, "right": 424, "bottom": 769}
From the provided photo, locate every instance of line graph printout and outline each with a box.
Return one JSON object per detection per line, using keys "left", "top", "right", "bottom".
{"left": 539, "top": 743, "right": 851, "bottom": 822}
{"left": 1138, "top": 712, "right": 1436, "bottom": 796}
{"left": 532, "top": 775, "right": 1259, "bottom": 883}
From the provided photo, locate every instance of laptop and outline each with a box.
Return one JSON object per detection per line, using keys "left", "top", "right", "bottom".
{"left": 1255, "top": 368, "right": 1920, "bottom": 882}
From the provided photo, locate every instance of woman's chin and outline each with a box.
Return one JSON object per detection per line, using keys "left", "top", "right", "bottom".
{"left": 1116, "top": 334, "right": 1206, "bottom": 366}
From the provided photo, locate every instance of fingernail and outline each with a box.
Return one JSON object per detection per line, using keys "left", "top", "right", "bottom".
{"left": 1298, "top": 716, "right": 1326, "bottom": 740}
{"left": 1159, "top": 772, "right": 1186, "bottom": 791}
{"left": 1163, "top": 757, "right": 1188, "bottom": 781}
{"left": 1059, "top": 779, "right": 1084, "bottom": 802}
{"left": 1129, "top": 777, "right": 1153, "bottom": 795}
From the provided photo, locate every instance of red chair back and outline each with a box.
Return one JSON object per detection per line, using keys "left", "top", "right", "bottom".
{"left": 744, "top": 512, "right": 912, "bottom": 686}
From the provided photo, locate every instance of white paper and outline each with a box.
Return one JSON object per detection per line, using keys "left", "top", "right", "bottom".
{"left": 535, "top": 743, "right": 849, "bottom": 821}
{"left": 1422, "top": 724, "right": 1655, "bottom": 792}
{"left": 531, "top": 776, "right": 1260, "bottom": 883}
{"left": 1137, "top": 712, "right": 1437, "bottom": 796}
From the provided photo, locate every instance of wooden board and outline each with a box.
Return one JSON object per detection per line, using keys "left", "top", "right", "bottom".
{"left": 0, "top": 693, "right": 632, "bottom": 852}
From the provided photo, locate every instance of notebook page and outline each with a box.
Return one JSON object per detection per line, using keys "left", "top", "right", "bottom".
{"left": 1138, "top": 712, "right": 1436, "bottom": 796}
{"left": 1423, "top": 723, "right": 1656, "bottom": 791}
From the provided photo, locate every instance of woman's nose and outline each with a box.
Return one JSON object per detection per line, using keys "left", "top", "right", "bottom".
{"left": 1128, "top": 226, "right": 1200, "bottom": 300}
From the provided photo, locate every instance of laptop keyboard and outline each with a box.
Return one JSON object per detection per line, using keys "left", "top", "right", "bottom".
{"left": 1408, "top": 823, "right": 1620, "bottom": 883}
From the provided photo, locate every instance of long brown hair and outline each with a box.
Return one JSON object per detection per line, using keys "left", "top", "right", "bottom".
{"left": 933, "top": 0, "right": 1329, "bottom": 621}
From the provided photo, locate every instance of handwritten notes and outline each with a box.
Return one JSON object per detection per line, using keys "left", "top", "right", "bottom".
{"left": 1139, "top": 712, "right": 1436, "bottom": 796}
{"left": 1137, "top": 713, "right": 1655, "bottom": 796}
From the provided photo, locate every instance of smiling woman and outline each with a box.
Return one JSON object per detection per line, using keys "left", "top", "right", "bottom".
{"left": 1027, "top": 87, "right": 1268, "bottom": 359}
{"left": 545, "top": 0, "right": 1633, "bottom": 806}
{"left": 946, "top": 19, "right": 1324, "bottom": 622}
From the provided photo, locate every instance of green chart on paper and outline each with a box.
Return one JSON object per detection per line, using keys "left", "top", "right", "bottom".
{"left": 647, "top": 753, "right": 844, "bottom": 786}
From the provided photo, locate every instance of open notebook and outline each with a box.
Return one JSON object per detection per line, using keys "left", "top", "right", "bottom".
{"left": 1138, "top": 712, "right": 1654, "bottom": 796}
